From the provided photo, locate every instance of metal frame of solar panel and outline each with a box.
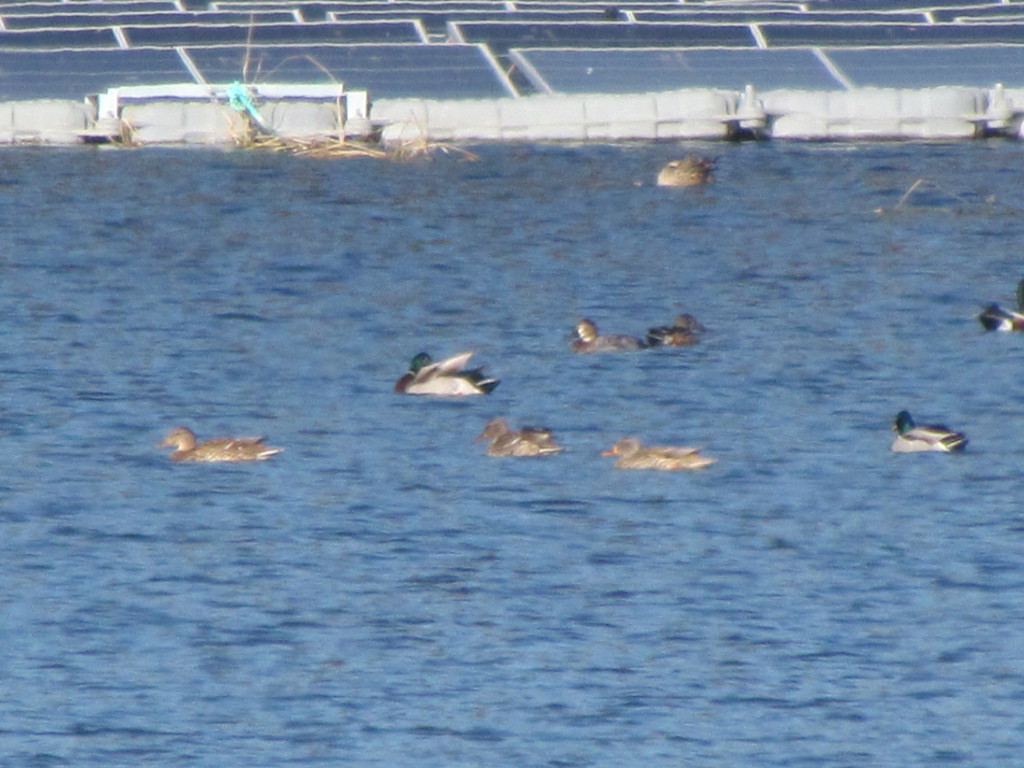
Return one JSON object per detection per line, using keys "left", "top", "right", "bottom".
{"left": 0, "top": 48, "right": 191, "bottom": 100}
{"left": 121, "top": 19, "right": 429, "bottom": 49}
{"left": 447, "top": 21, "right": 759, "bottom": 53}
{"left": 758, "top": 22, "right": 1024, "bottom": 48}
{"left": 182, "top": 42, "right": 514, "bottom": 99}
{"left": 509, "top": 46, "right": 844, "bottom": 94}
{"left": 823, "top": 45, "right": 1024, "bottom": 89}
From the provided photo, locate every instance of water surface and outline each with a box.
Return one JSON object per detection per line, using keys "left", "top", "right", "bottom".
{"left": 2, "top": 141, "right": 1024, "bottom": 767}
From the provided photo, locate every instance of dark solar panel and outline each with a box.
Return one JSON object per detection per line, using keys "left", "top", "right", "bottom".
{"left": 449, "top": 21, "right": 757, "bottom": 53}
{"left": 632, "top": 10, "right": 931, "bottom": 24}
{"left": 0, "top": 27, "right": 119, "bottom": 48}
{"left": 122, "top": 20, "right": 426, "bottom": 48}
{"left": 186, "top": 42, "right": 513, "bottom": 98}
{"left": 510, "top": 47, "right": 841, "bottom": 94}
{"left": 760, "top": 22, "right": 1024, "bottom": 48}
{"left": 826, "top": 45, "right": 1024, "bottom": 88}
{"left": 0, "top": 1, "right": 179, "bottom": 14}
{"left": 933, "top": 8, "right": 1024, "bottom": 23}
{"left": 2, "top": 11, "right": 299, "bottom": 30}
{"left": 328, "top": 9, "right": 621, "bottom": 35}
{"left": 803, "top": 0, "right": 995, "bottom": 9}
{"left": 0, "top": 48, "right": 192, "bottom": 99}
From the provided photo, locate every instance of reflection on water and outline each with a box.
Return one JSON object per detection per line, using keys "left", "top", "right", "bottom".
{"left": 2, "top": 141, "right": 1024, "bottom": 767}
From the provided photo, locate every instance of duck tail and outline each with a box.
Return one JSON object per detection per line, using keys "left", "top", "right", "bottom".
{"left": 940, "top": 433, "right": 968, "bottom": 452}
{"left": 979, "top": 304, "right": 1011, "bottom": 331}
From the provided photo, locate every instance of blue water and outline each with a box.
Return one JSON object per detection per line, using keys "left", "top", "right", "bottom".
{"left": 2, "top": 140, "right": 1024, "bottom": 767}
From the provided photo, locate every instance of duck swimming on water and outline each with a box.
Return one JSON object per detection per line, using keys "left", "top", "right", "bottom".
{"left": 475, "top": 418, "right": 563, "bottom": 456}
{"left": 159, "top": 426, "right": 283, "bottom": 462}
{"left": 570, "top": 319, "right": 646, "bottom": 353}
{"left": 394, "top": 351, "right": 499, "bottom": 396}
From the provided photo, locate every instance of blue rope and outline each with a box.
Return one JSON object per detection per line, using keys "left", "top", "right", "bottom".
{"left": 226, "top": 81, "right": 269, "bottom": 133}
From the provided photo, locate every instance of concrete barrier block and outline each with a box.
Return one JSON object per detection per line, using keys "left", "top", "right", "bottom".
{"left": 654, "top": 120, "right": 730, "bottom": 139}
{"left": 652, "top": 89, "right": 732, "bottom": 138}
{"left": 499, "top": 95, "right": 588, "bottom": 140}
{"left": 124, "top": 101, "right": 246, "bottom": 144}
{"left": 380, "top": 120, "right": 431, "bottom": 144}
{"left": 372, "top": 98, "right": 429, "bottom": 127}
{"left": 0, "top": 102, "right": 15, "bottom": 143}
{"left": 582, "top": 93, "right": 658, "bottom": 139}
{"left": 9, "top": 100, "right": 91, "bottom": 143}
{"left": 263, "top": 100, "right": 341, "bottom": 140}
{"left": 426, "top": 99, "right": 503, "bottom": 140}
{"left": 654, "top": 89, "right": 732, "bottom": 122}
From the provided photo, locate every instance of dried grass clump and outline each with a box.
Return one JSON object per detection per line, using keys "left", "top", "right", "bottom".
{"left": 237, "top": 131, "right": 478, "bottom": 162}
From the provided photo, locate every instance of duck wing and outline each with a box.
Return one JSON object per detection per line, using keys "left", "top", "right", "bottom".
{"left": 413, "top": 351, "right": 475, "bottom": 382}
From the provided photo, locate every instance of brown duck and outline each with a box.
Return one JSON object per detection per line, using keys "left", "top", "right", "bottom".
{"left": 656, "top": 156, "right": 716, "bottom": 187}
{"left": 602, "top": 437, "right": 715, "bottom": 470}
{"left": 475, "top": 417, "right": 564, "bottom": 457}
{"left": 645, "top": 313, "right": 707, "bottom": 347}
{"left": 159, "top": 426, "right": 283, "bottom": 462}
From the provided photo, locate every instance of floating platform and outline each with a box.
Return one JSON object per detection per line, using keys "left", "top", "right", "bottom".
{"left": 2, "top": 2, "right": 1024, "bottom": 144}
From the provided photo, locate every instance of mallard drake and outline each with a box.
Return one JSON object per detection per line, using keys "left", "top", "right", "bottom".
{"left": 570, "top": 319, "right": 646, "bottom": 353}
{"left": 159, "top": 426, "right": 283, "bottom": 462}
{"left": 890, "top": 411, "right": 967, "bottom": 453}
{"left": 656, "top": 156, "right": 716, "bottom": 187}
{"left": 602, "top": 437, "right": 715, "bottom": 470}
{"left": 394, "top": 351, "right": 499, "bottom": 396}
{"left": 645, "top": 313, "right": 707, "bottom": 347}
{"left": 475, "top": 417, "right": 563, "bottom": 456}
{"left": 979, "top": 279, "right": 1024, "bottom": 331}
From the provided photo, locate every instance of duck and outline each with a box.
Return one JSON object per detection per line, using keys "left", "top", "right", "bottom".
{"left": 394, "top": 351, "right": 499, "bottom": 396}
{"left": 978, "top": 279, "right": 1024, "bottom": 331}
{"left": 570, "top": 318, "right": 646, "bottom": 353}
{"left": 475, "top": 417, "right": 563, "bottom": 456}
{"left": 656, "top": 156, "right": 716, "bottom": 187}
{"left": 159, "top": 426, "right": 283, "bottom": 462}
{"left": 602, "top": 437, "right": 716, "bottom": 470}
{"left": 890, "top": 410, "right": 967, "bottom": 453}
{"left": 645, "top": 313, "right": 707, "bottom": 347}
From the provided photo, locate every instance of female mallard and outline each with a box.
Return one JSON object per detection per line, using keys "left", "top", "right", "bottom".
{"left": 159, "top": 426, "right": 283, "bottom": 462}
{"left": 656, "top": 156, "right": 716, "bottom": 187}
{"left": 602, "top": 437, "right": 715, "bottom": 470}
{"left": 646, "top": 313, "right": 707, "bottom": 347}
{"left": 394, "top": 351, "right": 499, "bottom": 396}
{"left": 978, "top": 279, "right": 1024, "bottom": 331}
{"left": 570, "top": 319, "right": 646, "bottom": 353}
{"left": 890, "top": 411, "right": 967, "bottom": 453}
{"left": 475, "top": 417, "right": 563, "bottom": 456}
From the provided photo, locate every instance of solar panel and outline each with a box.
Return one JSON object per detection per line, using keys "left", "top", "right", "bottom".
{"left": 327, "top": 9, "right": 622, "bottom": 35}
{"left": 448, "top": 21, "right": 758, "bottom": 54}
{"left": 825, "top": 45, "right": 1024, "bottom": 88}
{"left": 2, "top": 11, "right": 300, "bottom": 31}
{"left": 0, "top": 48, "right": 192, "bottom": 99}
{"left": 0, "top": 1, "right": 179, "bottom": 15}
{"left": 760, "top": 22, "right": 1024, "bottom": 48}
{"left": 122, "top": 20, "right": 427, "bottom": 48}
{"left": 185, "top": 43, "right": 515, "bottom": 98}
{"left": 0, "top": 27, "right": 119, "bottom": 49}
{"left": 803, "top": 0, "right": 995, "bottom": 9}
{"left": 510, "top": 47, "right": 842, "bottom": 94}
{"left": 632, "top": 10, "right": 931, "bottom": 24}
